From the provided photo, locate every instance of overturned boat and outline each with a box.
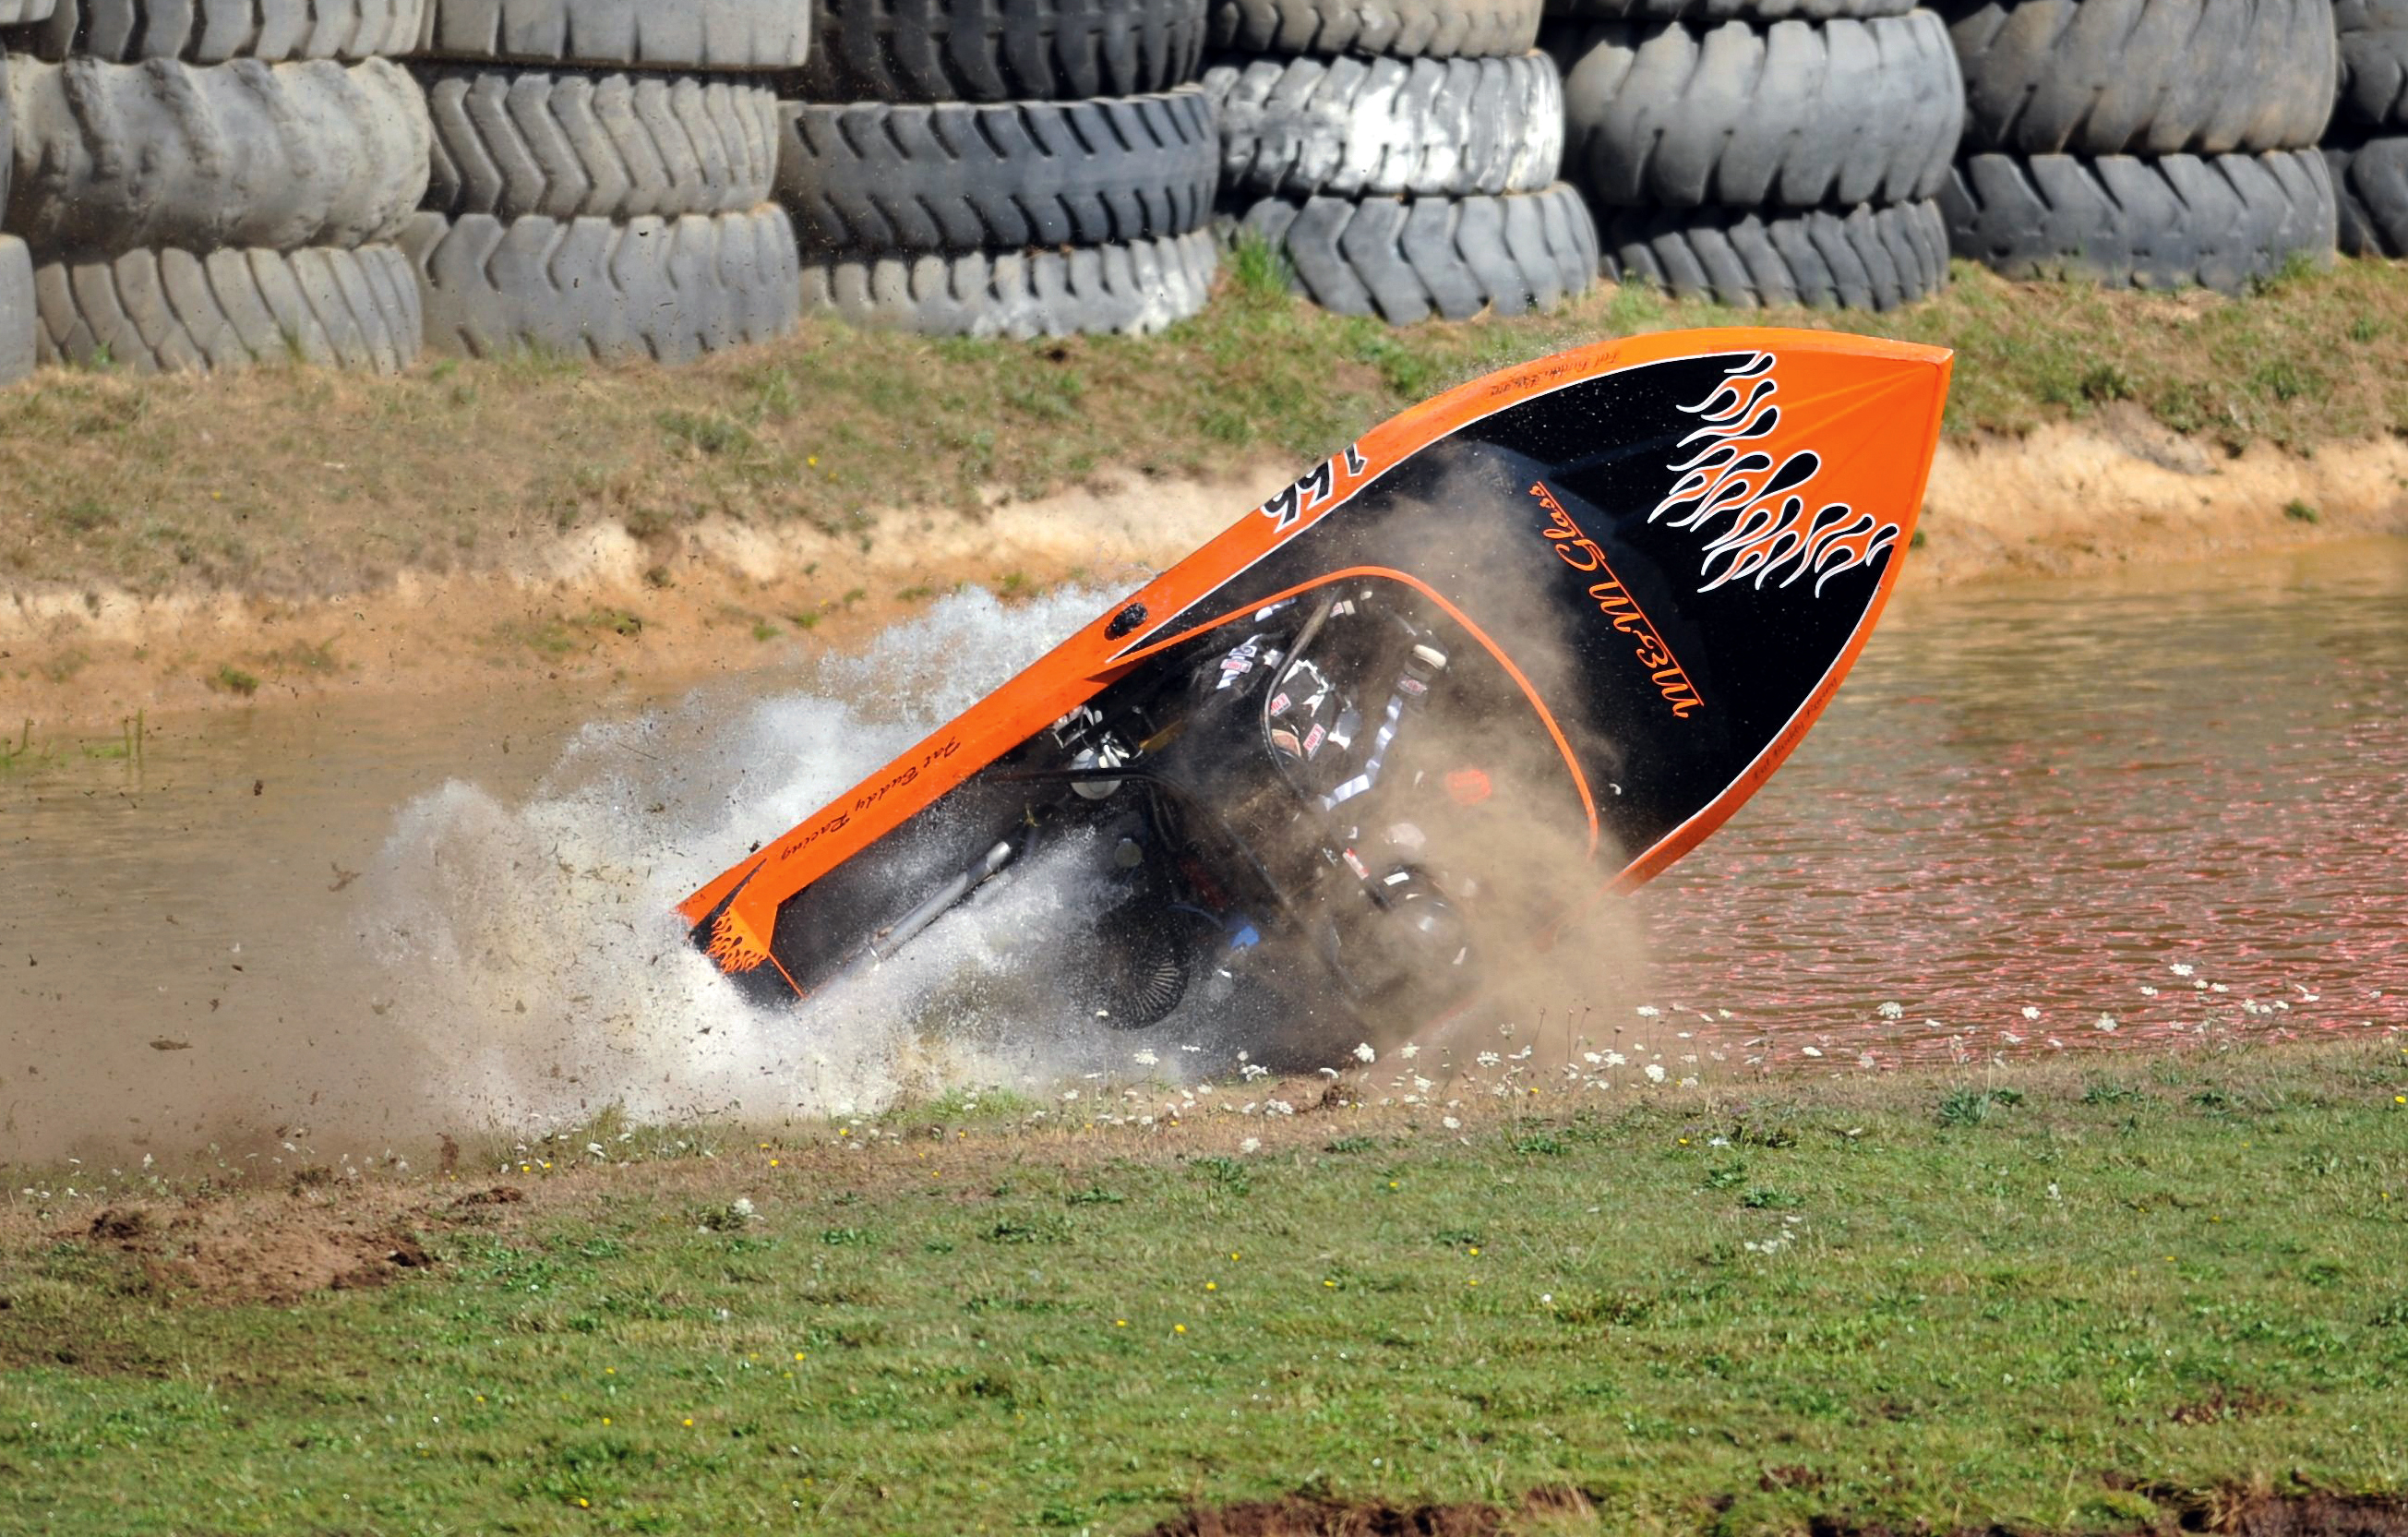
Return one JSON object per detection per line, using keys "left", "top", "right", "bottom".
{"left": 680, "top": 330, "right": 1952, "bottom": 1056}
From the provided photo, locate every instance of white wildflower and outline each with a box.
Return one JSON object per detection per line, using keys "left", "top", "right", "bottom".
{"left": 1644, "top": 1063, "right": 1667, "bottom": 1084}
{"left": 1239, "top": 1137, "right": 1262, "bottom": 1154}
{"left": 1265, "top": 1100, "right": 1295, "bottom": 1116}
{"left": 1133, "top": 1049, "right": 1159, "bottom": 1067}
{"left": 1602, "top": 1051, "right": 1627, "bottom": 1068}
{"left": 2169, "top": 963, "right": 2195, "bottom": 977}
{"left": 1635, "top": 1005, "right": 1660, "bottom": 1018}
{"left": 1240, "top": 1062, "right": 1270, "bottom": 1081}
{"left": 1877, "top": 1001, "right": 1904, "bottom": 1019}
{"left": 1442, "top": 1116, "right": 1461, "bottom": 1130}
{"left": 2094, "top": 1015, "right": 2118, "bottom": 1032}
{"left": 1801, "top": 1046, "right": 1825, "bottom": 1058}
{"left": 730, "top": 1197, "right": 755, "bottom": 1219}
{"left": 1477, "top": 1051, "right": 1501, "bottom": 1067}
{"left": 1399, "top": 1043, "right": 1420, "bottom": 1060}
{"left": 2020, "top": 1005, "right": 2041, "bottom": 1020}
{"left": 2139, "top": 985, "right": 2159, "bottom": 997}
{"left": 1353, "top": 1042, "right": 1376, "bottom": 1064}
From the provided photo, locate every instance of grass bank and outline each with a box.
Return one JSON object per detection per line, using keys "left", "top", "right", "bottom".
{"left": 3, "top": 1041, "right": 2402, "bottom": 1534}
{"left": 6, "top": 253, "right": 2408, "bottom": 602}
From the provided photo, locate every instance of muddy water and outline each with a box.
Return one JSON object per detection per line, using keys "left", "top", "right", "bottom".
{"left": 4, "top": 545, "right": 2403, "bottom": 1164}
{"left": 1638, "top": 537, "right": 2407, "bottom": 1065}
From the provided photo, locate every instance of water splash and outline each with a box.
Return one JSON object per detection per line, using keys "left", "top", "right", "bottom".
{"left": 362, "top": 586, "right": 1128, "bottom": 1134}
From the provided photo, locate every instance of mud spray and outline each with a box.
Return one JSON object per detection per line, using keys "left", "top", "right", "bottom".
{"left": 350, "top": 583, "right": 1636, "bottom": 1148}
{"left": 356, "top": 580, "right": 1646, "bottom": 1149}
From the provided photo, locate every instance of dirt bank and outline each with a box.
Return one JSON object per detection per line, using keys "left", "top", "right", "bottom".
{"left": 4, "top": 414, "right": 2403, "bottom": 734}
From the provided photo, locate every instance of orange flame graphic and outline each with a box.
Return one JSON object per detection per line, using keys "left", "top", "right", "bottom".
{"left": 1649, "top": 352, "right": 1900, "bottom": 595}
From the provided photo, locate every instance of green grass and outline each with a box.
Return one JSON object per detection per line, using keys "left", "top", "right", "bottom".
{"left": 2, "top": 1044, "right": 2402, "bottom": 1535}
{"left": 9, "top": 258, "right": 2408, "bottom": 597}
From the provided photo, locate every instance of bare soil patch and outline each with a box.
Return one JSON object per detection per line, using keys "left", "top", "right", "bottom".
{"left": 1147, "top": 1488, "right": 1589, "bottom": 1536}
{"left": 77, "top": 1195, "right": 437, "bottom": 1305}
{"left": 1145, "top": 1493, "right": 2408, "bottom": 1537}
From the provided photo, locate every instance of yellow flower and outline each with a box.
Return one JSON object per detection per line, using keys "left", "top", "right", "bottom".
{"left": 601, "top": 1417, "right": 611, "bottom": 1425}
{"left": 683, "top": 1418, "right": 694, "bottom": 1427}
{"left": 770, "top": 1159, "right": 781, "bottom": 1167}
{"left": 1204, "top": 1282, "right": 1217, "bottom": 1292}
{"left": 1115, "top": 1319, "right": 1128, "bottom": 1327}
{"left": 1230, "top": 1252, "right": 1241, "bottom": 1261}
{"left": 1468, "top": 1278, "right": 1480, "bottom": 1287}
{"left": 794, "top": 1351, "right": 806, "bottom": 1361}
{"left": 1174, "top": 1324, "right": 1187, "bottom": 1334}
{"left": 577, "top": 1497, "right": 590, "bottom": 1507}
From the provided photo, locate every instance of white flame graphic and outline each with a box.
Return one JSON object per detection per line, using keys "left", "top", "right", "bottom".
{"left": 1648, "top": 353, "right": 1899, "bottom": 595}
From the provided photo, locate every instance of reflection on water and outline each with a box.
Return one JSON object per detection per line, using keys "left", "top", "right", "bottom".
{"left": 1639, "top": 538, "right": 2407, "bottom": 1066}
{"left": 1, "top": 540, "right": 2402, "bottom": 1161}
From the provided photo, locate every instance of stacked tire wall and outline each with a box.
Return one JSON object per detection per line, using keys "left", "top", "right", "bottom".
{"left": 776, "top": 0, "right": 1219, "bottom": 338}
{"left": 1937, "top": 0, "right": 2340, "bottom": 292}
{"left": 402, "top": 0, "right": 807, "bottom": 361}
{"left": 1, "top": 0, "right": 434, "bottom": 377}
{"left": 1205, "top": 0, "right": 1601, "bottom": 324}
{"left": 1545, "top": 0, "right": 1966, "bottom": 311}
{"left": 2330, "top": 0, "right": 2408, "bottom": 258}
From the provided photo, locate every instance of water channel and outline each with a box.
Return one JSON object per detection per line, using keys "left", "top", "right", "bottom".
{"left": 4, "top": 539, "right": 2402, "bottom": 1165}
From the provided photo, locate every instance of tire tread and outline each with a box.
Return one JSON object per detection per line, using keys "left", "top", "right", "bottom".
{"left": 402, "top": 205, "right": 802, "bottom": 362}
{"left": 799, "top": 229, "right": 1216, "bottom": 337}
{"left": 1232, "top": 182, "right": 1597, "bottom": 322}
{"left": 1940, "top": 149, "right": 2339, "bottom": 292}
{"left": 32, "top": 242, "right": 421, "bottom": 371}
{"left": 778, "top": 89, "right": 1216, "bottom": 257}
{"left": 1204, "top": 50, "right": 1563, "bottom": 198}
